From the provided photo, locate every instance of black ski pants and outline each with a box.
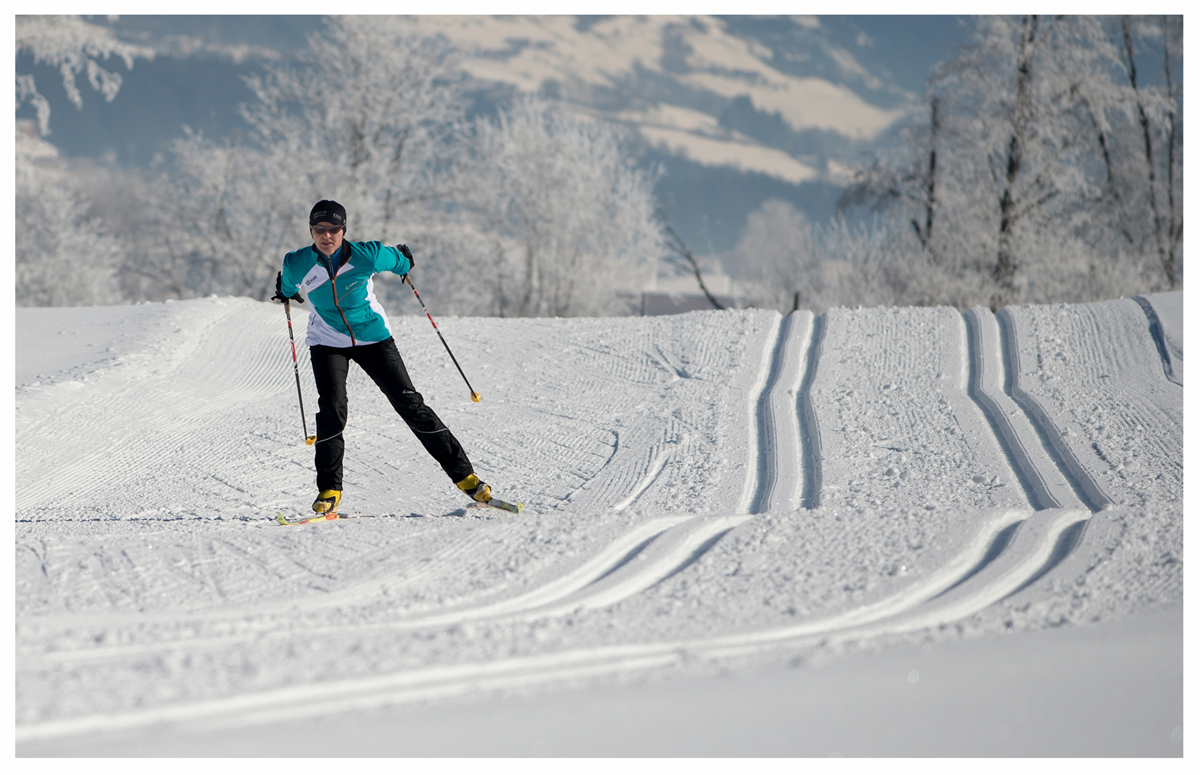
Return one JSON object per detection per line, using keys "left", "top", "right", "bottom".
{"left": 310, "top": 338, "right": 474, "bottom": 491}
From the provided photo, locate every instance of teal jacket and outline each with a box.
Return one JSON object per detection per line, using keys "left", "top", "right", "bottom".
{"left": 280, "top": 241, "right": 413, "bottom": 348}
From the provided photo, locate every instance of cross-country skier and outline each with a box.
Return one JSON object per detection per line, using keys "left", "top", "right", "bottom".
{"left": 273, "top": 199, "right": 492, "bottom": 516}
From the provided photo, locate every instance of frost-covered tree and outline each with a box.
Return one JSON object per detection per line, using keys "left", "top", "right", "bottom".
{"left": 933, "top": 16, "right": 1135, "bottom": 306}
{"left": 1160, "top": 16, "right": 1183, "bottom": 288}
{"left": 15, "top": 16, "right": 148, "bottom": 306}
{"left": 838, "top": 97, "right": 944, "bottom": 256}
{"left": 1116, "top": 15, "right": 1183, "bottom": 288}
{"left": 729, "top": 199, "right": 819, "bottom": 312}
{"left": 240, "top": 16, "right": 468, "bottom": 242}
{"left": 840, "top": 15, "right": 1182, "bottom": 308}
{"left": 730, "top": 199, "right": 977, "bottom": 314}
{"left": 118, "top": 133, "right": 291, "bottom": 300}
{"left": 16, "top": 15, "right": 149, "bottom": 136}
{"left": 24, "top": 17, "right": 665, "bottom": 314}
{"left": 465, "top": 97, "right": 663, "bottom": 317}
{"left": 161, "top": 16, "right": 468, "bottom": 301}
{"left": 16, "top": 128, "right": 123, "bottom": 306}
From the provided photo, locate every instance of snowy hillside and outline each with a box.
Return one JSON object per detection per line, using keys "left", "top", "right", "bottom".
{"left": 15, "top": 293, "right": 1182, "bottom": 755}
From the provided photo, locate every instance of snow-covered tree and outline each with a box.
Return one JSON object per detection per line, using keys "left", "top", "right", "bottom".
{"left": 464, "top": 97, "right": 663, "bottom": 317}
{"left": 1115, "top": 15, "right": 1183, "bottom": 289}
{"left": 1158, "top": 15, "right": 1183, "bottom": 289}
{"left": 161, "top": 16, "right": 468, "bottom": 301}
{"left": 729, "top": 199, "right": 819, "bottom": 312}
{"left": 240, "top": 16, "right": 468, "bottom": 243}
{"left": 932, "top": 16, "right": 1136, "bottom": 306}
{"left": 16, "top": 127, "right": 123, "bottom": 306}
{"left": 840, "top": 15, "right": 1182, "bottom": 308}
{"left": 16, "top": 15, "right": 149, "bottom": 136}
{"left": 19, "top": 17, "right": 665, "bottom": 314}
{"left": 730, "top": 199, "right": 977, "bottom": 314}
{"left": 15, "top": 16, "right": 148, "bottom": 306}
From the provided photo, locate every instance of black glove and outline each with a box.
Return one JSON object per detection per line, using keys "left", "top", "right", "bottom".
{"left": 272, "top": 271, "right": 304, "bottom": 304}
{"left": 397, "top": 243, "right": 414, "bottom": 268}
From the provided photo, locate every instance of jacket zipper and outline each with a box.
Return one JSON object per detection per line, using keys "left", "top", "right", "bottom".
{"left": 325, "top": 249, "right": 356, "bottom": 346}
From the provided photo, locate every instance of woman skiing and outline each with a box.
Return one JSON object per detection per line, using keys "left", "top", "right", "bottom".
{"left": 273, "top": 200, "right": 493, "bottom": 516}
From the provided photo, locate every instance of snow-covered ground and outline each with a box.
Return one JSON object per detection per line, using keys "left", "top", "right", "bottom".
{"left": 14, "top": 293, "right": 1183, "bottom": 756}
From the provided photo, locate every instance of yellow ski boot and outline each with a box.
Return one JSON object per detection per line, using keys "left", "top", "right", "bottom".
{"left": 312, "top": 489, "right": 342, "bottom": 514}
{"left": 455, "top": 474, "right": 491, "bottom": 503}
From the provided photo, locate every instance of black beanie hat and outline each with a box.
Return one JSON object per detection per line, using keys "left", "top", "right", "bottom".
{"left": 309, "top": 200, "right": 347, "bottom": 227}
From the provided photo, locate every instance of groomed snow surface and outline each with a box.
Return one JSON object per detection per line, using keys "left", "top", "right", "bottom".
{"left": 15, "top": 293, "right": 1183, "bottom": 757}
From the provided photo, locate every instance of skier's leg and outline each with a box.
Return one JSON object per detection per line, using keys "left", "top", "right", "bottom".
{"left": 309, "top": 345, "right": 350, "bottom": 492}
{"left": 353, "top": 338, "right": 474, "bottom": 483}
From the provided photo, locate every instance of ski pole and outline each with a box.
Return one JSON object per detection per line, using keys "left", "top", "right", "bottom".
{"left": 284, "top": 300, "right": 317, "bottom": 445}
{"left": 403, "top": 274, "right": 481, "bottom": 402}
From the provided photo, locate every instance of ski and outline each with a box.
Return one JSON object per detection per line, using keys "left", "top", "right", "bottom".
{"left": 469, "top": 497, "right": 525, "bottom": 514}
{"left": 275, "top": 497, "right": 524, "bottom": 525}
{"left": 275, "top": 511, "right": 354, "bottom": 526}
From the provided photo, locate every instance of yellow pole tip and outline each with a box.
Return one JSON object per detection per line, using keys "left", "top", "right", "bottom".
{"left": 306, "top": 436, "right": 316, "bottom": 445}
{"left": 471, "top": 392, "right": 482, "bottom": 402}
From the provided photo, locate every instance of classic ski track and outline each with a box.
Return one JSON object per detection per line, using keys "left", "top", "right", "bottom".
{"left": 16, "top": 506, "right": 1091, "bottom": 743}
{"left": 995, "top": 309, "right": 1112, "bottom": 512}
{"left": 510, "top": 514, "right": 754, "bottom": 619}
{"left": 808, "top": 306, "right": 1026, "bottom": 513}
{"left": 736, "top": 311, "right": 785, "bottom": 514}
{"left": 1131, "top": 295, "right": 1182, "bottom": 386}
{"left": 266, "top": 515, "right": 722, "bottom": 635}
{"left": 748, "top": 311, "right": 814, "bottom": 514}
{"left": 742, "top": 315, "right": 788, "bottom": 514}
{"left": 797, "top": 314, "right": 825, "bottom": 509}
{"left": 20, "top": 304, "right": 1077, "bottom": 667}
{"left": 998, "top": 299, "right": 1181, "bottom": 510}
{"left": 963, "top": 307, "right": 1083, "bottom": 511}
{"left": 21, "top": 515, "right": 730, "bottom": 663}
{"left": 699, "top": 508, "right": 1090, "bottom": 658}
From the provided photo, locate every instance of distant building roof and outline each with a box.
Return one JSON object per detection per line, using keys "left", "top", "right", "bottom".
{"left": 615, "top": 291, "right": 739, "bottom": 316}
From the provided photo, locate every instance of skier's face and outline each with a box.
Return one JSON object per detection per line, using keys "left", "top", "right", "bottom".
{"left": 311, "top": 222, "right": 344, "bottom": 257}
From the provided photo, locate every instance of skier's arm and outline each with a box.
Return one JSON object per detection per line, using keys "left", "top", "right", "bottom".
{"left": 372, "top": 242, "right": 414, "bottom": 276}
{"left": 272, "top": 264, "right": 305, "bottom": 304}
